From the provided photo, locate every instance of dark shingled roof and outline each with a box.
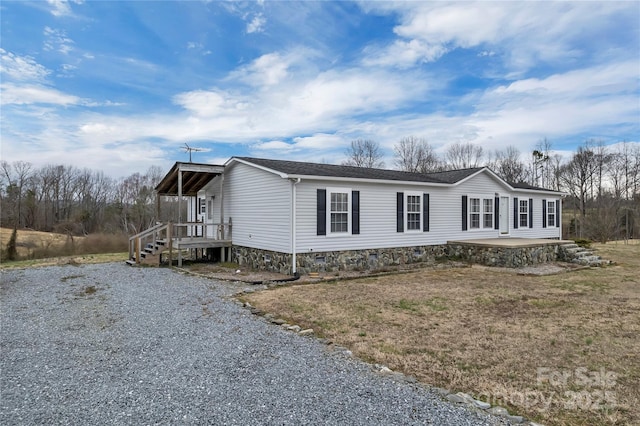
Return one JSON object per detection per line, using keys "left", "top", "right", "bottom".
{"left": 510, "top": 181, "right": 551, "bottom": 191}
{"left": 419, "top": 167, "right": 484, "bottom": 184}
{"left": 234, "top": 157, "right": 484, "bottom": 185}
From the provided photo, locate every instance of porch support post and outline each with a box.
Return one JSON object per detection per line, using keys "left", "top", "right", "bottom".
{"left": 168, "top": 222, "right": 173, "bottom": 266}
{"left": 178, "top": 169, "right": 183, "bottom": 223}
{"left": 155, "top": 191, "right": 161, "bottom": 222}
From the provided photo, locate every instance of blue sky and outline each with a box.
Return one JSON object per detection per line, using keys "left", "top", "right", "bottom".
{"left": 1, "top": 1, "right": 639, "bottom": 178}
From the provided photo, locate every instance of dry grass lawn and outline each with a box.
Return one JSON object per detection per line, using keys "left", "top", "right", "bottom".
{"left": 0, "top": 227, "right": 127, "bottom": 268}
{"left": 243, "top": 241, "right": 639, "bottom": 426}
{"left": 0, "top": 227, "right": 78, "bottom": 258}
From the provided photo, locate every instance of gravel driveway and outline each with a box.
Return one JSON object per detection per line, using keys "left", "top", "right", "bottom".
{"left": 1, "top": 263, "right": 506, "bottom": 425}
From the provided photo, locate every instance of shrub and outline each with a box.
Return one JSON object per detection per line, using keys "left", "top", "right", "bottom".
{"left": 77, "top": 233, "right": 128, "bottom": 254}
{"left": 574, "top": 238, "right": 592, "bottom": 248}
{"left": 4, "top": 228, "right": 18, "bottom": 261}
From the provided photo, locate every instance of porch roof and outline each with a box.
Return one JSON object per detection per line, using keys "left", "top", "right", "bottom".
{"left": 155, "top": 162, "right": 224, "bottom": 196}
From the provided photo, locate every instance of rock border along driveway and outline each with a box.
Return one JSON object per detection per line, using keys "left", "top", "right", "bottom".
{"left": 1, "top": 263, "right": 511, "bottom": 425}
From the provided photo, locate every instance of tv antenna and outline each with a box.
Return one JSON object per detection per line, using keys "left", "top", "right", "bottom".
{"left": 183, "top": 142, "right": 203, "bottom": 162}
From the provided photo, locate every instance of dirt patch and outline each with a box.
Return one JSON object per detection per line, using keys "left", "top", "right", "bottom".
{"left": 185, "top": 260, "right": 471, "bottom": 284}
{"left": 242, "top": 241, "right": 640, "bottom": 426}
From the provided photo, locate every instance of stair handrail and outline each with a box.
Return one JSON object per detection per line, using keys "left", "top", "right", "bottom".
{"left": 129, "top": 222, "right": 168, "bottom": 264}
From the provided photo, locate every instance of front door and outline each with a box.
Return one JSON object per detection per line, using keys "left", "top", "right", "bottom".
{"left": 499, "top": 196, "right": 509, "bottom": 234}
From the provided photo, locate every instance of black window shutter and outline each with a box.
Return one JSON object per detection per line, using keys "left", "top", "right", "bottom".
{"left": 556, "top": 200, "right": 561, "bottom": 228}
{"left": 494, "top": 197, "right": 500, "bottom": 230}
{"left": 423, "top": 193, "right": 430, "bottom": 232}
{"left": 513, "top": 197, "right": 518, "bottom": 229}
{"left": 352, "top": 190, "right": 360, "bottom": 235}
{"left": 462, "top": 195, "right": 468, "bottom": 231}
{"left": 317, "top": 189, "right": 326, "bottom": 236}
{"left": 396, "top": 192, "right": 404, "bottom": 233}
{"left": 542, "top": 199, "right": 547, "bottom": 228}
{"left": 529, "top": 198, "right": 533, "bottom": 228}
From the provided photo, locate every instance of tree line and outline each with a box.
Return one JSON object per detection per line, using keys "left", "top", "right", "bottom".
{"left": 344, "top": 137, "right": 640, "bottom": 241}
{"left": 2, "top": 138, "right": 639, "bottom": 243}
{"left": 0, "top": 161, "right": 168, "bottom": 236}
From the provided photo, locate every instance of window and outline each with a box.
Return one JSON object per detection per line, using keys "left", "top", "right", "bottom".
{"left": 483, "top": 199, "right": 493, "bottom": 228}
{"left": 547, "top": 200, "right": 556, "bottom": 227}
{"left": 519, "top": 199, "right": 529, "bottom": 228}
{"left": 200, "top": 198, "right": 206, "bottom": 214}
{"left": 207, "top": 198, "right": 213, "bottom": 220}
{"left": 399, "top": 192, "right": 429, "bottom": 233}
{"left": 407, "top": 194, "right": 421, "bottom": 230}
{"left": 470, "top": 198, "right": 481, "bottom": 229}
{"left": 330, "top": 191, "right": 349, "bottom": 233}
{"left": 318, "top": 188, "right": 358, "bottom": 236}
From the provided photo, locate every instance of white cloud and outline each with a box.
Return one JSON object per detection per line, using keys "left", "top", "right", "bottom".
{"left": 363, "top": 39, "right": 447, "bottom": 68}
{"left": 251, "top": 134, "right": 345, "bottom": 155}
{"left": 0, "top": 49, "right": 51, "bottom": 82}
{"left": 472, "top": 60, "right": 639, "bottom": 142}
{"left": 361, "top": 2, "right": 636, "bottom": 72}
{"left": 246, "top": 13, "right": 266, "bottom": 33}
{"left": 292, "top": 134, "right": 345, "bottom": 151}
{"left": 232, "top": 52, "right": 290, "bottom": 87}
{"left": 47, "top": 0, "right": 73, "bottom": 17}
{"left": 43, "top": 27, "right": 74, "bottom": 55}
{"left": 173, "top": 89, "right": 248, "bottom": 117}
{"left": 494, "top": 60, "right": 638, "bottom": 98}
{"left": 1, "top": 83, "right": 80, "bottom": 106}
{"left": 252, "top": 140, "right": 295, "bottom": 152}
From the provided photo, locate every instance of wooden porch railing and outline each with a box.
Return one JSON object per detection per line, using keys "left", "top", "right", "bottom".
{"left": 128, "top": 219, "right": 232, "bottom": 265}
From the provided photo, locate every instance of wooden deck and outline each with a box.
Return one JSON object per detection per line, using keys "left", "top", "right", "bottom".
{"left": 173, "top": 237, "right": 232, "bottom": 249}
{"left": 128, "top": 221, "right": 232, "bottom": 267}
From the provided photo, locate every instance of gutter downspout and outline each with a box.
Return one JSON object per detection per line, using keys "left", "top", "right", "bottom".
{"left": 291, "top": 178, "right": 301, "bottom": 276}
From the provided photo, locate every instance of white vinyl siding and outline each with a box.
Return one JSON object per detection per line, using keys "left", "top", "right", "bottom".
{"left": 212, "top": 162, "right": 564, "bottom": 254}
{"left": 224, "top": 162, "right": 292, "bottom": 252}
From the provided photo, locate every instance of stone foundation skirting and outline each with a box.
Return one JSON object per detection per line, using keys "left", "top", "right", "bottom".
{"left": 232, "top": 242, "right": 563, "bottom": 274}
{"left": 447, "top": 243, "right": 560, "bottom": 268}
{"left": 232, "top": 246, "right": 293, "bottom": 275}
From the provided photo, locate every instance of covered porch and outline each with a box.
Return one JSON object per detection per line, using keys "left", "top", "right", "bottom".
{"left": 128, "top": 161, "right": 232, "bottom": 267}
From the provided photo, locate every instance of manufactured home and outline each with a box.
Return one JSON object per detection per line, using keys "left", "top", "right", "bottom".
{"left": 130, "top": 157, "right": 567, "bottom": 272}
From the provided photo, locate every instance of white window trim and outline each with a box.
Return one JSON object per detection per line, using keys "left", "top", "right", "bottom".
{"left": 326, "top": 187, "right": 351, "bottom": 236}
{"left": 547, "top": 200, "right": 556, "bottom": 228}
{"left": 519, "top": 199, "right": 529, "bottom": 229}
{"left": 405, "top": 191, "right": 423, "bottom": 232}
{"left": 469, "top": 197, "right": 481, "bottom": 230}
{"left": 483, "top": 198, "right": 494, "bottom": 229}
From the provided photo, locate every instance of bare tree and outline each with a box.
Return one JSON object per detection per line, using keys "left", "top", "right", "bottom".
{"left": 592, "top": 140, "right": 612, "bottom": 200}
{"left": 488, "top": 146, "right": 528, "bottom": 183}
{"left": 342, "top": 139, "right": 385, "bottom": 168}
{"left": 560, "top": 144, "right": 597, "bottom": 238}
{"left": 547, "top": 153, "right": 564, "bottom": 192}
{"left": 1, "top": 160, "right": 33, "bottom": 228}
{"left": 533, "top": 138, "right": 553, "bottom": 188}
{"left": 444, "top": 142, "right": 484, "bottom": 169}
{"left": 393, "top": 136, "right": 442, "bottom": 173}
